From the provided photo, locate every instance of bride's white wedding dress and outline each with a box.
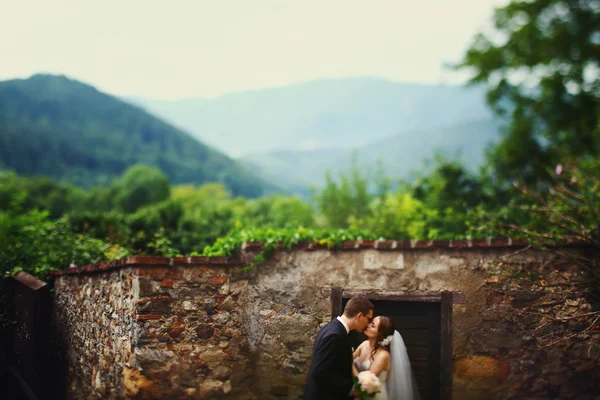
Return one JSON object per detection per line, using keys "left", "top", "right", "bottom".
{"left": 354, "top": 358, "right": 389, "bottom": 400}
{"left": 353, "top": 331, "right": 420, "bottom": 400}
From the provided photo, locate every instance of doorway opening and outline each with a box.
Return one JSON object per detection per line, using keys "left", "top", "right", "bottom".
{"left": 331, "top": 289, "right": 458, "bottom": 400}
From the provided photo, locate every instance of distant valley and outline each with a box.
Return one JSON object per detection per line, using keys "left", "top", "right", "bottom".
{"left": 130, "top": 77, "right": 501, "bottom": 194}
{"left": 0, "top": 74, "right": 500, "bottom": 198}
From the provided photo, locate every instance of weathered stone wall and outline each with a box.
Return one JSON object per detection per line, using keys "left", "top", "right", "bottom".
{"left": 54, "top": 267, "right": 136, "bottom": 398}
{"left": 459, "top": 252, "right": 600, "bottom": 399}
{"left": 54, "top": 258, "right": 254, "bottom": 399}
{"left": 128, "top": 263, "right": 252, "bottom": 398}
{"left": 52, "top": 243, "right": 600, "bottom": 399}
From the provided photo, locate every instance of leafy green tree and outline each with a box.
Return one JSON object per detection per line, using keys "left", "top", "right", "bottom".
{"left": 366, "top": 193, "right": 431, "bottom": 239}
{"left": 241, "top": 196, "right": 315, "bottom": 229}
{"left": 169, "top": 183, "right": 239, "bottom": 252}
{"left": 391, "top": 157, "right": 487, "bottom": 238}
{"left": 0, "top": 196, "right": 110, "bottom": 280}
{"left": 176, "top": 206, "right": 237, "bottom": 254}
{"left": 0, "top": 172, "right": 87, "bottom": 217}
{"left": 126, "top": 199, "right": 183, "bottom": 252}
{"left": 83, "top": 186, "right": 118, "bottom": 212}
{"left": 172, "top": 183, "right": 232, "bottom": 212}
{"left": 66, "top": 211, "right": 131, "bottom": 245}
{"left": 411, "top": 157, "right": 485, "bottom": 211}
{"left": 315, "top": 156, "right": 373, "bottom": 228}
{"left": 373, "top": 158, "right": 392, "bottom": 202}
{"left": 114, "top": 165, "right": 171, "bottom": 213}
{"left": 459, "top": 0, "right": 600, "bottom": 183}
{"left": 470, "top": 160, "right": 600, "bottom": 249}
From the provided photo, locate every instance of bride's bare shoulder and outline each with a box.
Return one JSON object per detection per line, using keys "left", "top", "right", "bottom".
{"left": 374, "top": 347, "right": 390, "bottom": 361}
{"left": 354, "top": 340, "right": 368, "bottom": 354}
{"left": 358, "top": 340, "right": 369, "bottom": 348}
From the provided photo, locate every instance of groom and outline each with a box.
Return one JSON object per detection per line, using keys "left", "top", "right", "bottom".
{"left": 304, "top": 295, "right": 374, "bottom": 399}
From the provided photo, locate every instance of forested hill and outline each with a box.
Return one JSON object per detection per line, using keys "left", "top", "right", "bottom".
{"left": 0, "top": 74, "right": 272, "bottom": 197}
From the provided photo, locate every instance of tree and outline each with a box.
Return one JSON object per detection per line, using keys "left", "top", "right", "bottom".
{"left": 404, "top": 157, "right": 488, "bottom": 238}
{"left": 411, "top": 157, "right": 485, "bottom": 210}
{"left": 0, "top": 172, "right": 88, "bottom": 217}
{"left": 315, "top": 155, "right": 373, "bottom": 228}
{"left": 471, "top": 160, "right": 599, "bottom": 253}
{"left": 366, "top": 193, "right": 431, "bottom": 240}
{"left": 114, "top": 165, "right": 171, "bottom": 213}
{"left": 241, "top": 196, "right": 315, "bottom": 229}
{"left": 0, "top": 198, "right": 110, "bottom": 280}
{"left": 459, "top": 0, "right": 600, "bottom": 183}
{"left": 171, "top": 183, "right": 232, "bottom": 212}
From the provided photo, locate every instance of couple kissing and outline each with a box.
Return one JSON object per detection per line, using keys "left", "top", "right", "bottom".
{"left": 305, "top": 295, "right": 419, "bottom": 400}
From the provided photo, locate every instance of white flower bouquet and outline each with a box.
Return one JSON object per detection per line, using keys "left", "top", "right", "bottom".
{"left": 352, "top": 371, "right": 381, "bottom": 399}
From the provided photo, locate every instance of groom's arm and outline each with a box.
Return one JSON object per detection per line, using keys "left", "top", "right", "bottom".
{"left": 311, "top": 333, "right": 353, "bottom": 393}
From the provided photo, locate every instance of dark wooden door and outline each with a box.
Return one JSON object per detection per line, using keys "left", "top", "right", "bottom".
{"left": 342, "top": 298, "right": 441, "bottom": 400}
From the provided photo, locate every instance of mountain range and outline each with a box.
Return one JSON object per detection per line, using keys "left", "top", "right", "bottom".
{"left": 130, "top": 78, "right": 497, "bottom": 156}
{"left": 0, "top": 74, "right": 501, "bottom": 197}
{"left": 0, "top": 74, "right": 272, "bottom": 197}
{"left": 241, "top": 118, "right": 500, "bottom": 193}
{"left": 130, "top": 77, "right": 502, "bottom": 193}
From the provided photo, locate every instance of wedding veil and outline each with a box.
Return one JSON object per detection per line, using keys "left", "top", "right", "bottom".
{"left": 386, "top": 330, "right": 420, "bottom": 400}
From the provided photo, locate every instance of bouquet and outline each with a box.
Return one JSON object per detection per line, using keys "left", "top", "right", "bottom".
{"left": 352, "top": 371, "right": 381, "bottom": 399}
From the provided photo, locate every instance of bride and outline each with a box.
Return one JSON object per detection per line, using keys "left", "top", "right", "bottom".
{"left": 352, "top": 316, "right": 420, "bottom": 400}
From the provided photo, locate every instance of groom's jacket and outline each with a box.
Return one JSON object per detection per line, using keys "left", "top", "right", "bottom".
{"left": 304, "top": 319, "right": 353, "bottom": 400}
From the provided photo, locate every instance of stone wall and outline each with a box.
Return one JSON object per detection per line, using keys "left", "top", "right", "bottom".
{"left": 459, "top": 251, "right": 600, "bottom": 399}
{"left": 128, "top": 262, "right": 252, "bottom": 398}
{"left": 52, "top": 241, "right": 600, "bottom": 399}
{"left": 54, "top": 267, "right": 136, "bottom": 398}
{"left": 54, "top": 257, "right": 254, "bottom": 399}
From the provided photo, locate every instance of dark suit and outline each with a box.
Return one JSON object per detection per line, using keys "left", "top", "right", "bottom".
{"left": 304, "top": 319, "right": 353, "bottom": 400}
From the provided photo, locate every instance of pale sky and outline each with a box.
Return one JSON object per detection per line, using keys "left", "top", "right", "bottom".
{"left": 0, "top": 0, "right": 507, "bottom": 100}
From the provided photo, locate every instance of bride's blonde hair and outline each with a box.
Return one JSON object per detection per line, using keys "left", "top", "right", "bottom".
{"left": 370, "top": 316, "right": 395, "bottom": 359}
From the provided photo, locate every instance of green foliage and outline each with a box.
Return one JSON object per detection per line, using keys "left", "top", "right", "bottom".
{"left": 65, "top": 211, "right": 131, "bottom": 245}
{"left": 240, "top": 196, "right": 315, "bottom": 229}
{"left": 365, "top": 194, "right": 432, "bottom": 240}
{"left": 407, "top": 157, "right": 489, "bottom": 238}
{"left": 0, "top": 172, "right": 88, "bottom": 217}
{"left": 202, "top": 226, "right": 378, "bottom": 270}
{"left": 1, "top": 153, "right": 596, "bottom": 276}
{"left": 4, "top": 13, "right": 600, "bottom": 276}
{"left": 172, "top": 183, "right": 232, "bottom": 211}
{"left": 115, "top": 165, "right": 171, "bottom": 213}
{"left": 147, "top": 228, "right": 180, "bottom": 257}
{"left": 170, "top": 183, "right": 240, "bottom": 252}
{"left": 0, "top": 205, "right": 111, "bottom": 280}
{"left": 314, "top": 156, "right": 487, "bottom": 240}
{"left": 469, "top": 161, "right": 600, "bottom": 252}
{"left": 412, "top": 157, "right": 484, "bottom": 210}
{"left": 458, "top": 0, "right": 600, "bottom": 184}
{"left": 315, "top": 156, "right": 374, "bottom": 228}
{"left": 127, "top": 199, "right": 184, "bottom": 253}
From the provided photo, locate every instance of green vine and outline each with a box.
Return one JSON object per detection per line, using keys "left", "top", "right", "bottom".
{"left": 199, "top": 226, "right": 380, "bottom": 270}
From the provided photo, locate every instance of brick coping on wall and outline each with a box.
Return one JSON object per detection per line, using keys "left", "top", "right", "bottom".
{"left": 49, "top": 238, "right": 540, "bottom": 276}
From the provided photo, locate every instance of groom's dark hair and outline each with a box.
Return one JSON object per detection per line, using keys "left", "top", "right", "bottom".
{"left": 343, "top": 296, "right": 374, "bottom": 318}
